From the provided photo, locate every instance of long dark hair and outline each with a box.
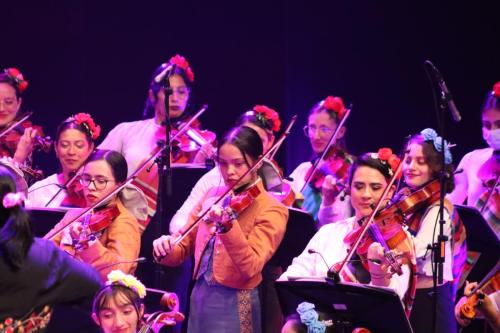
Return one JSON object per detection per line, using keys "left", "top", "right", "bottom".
{"left": 217, "top": 126, "right": 263, "bottom": 168}
{"left": 0, "top": 166, "right": 33, "bottom": 270}
{"left": 85, "top": 149, "right": 128, "bottom": 183}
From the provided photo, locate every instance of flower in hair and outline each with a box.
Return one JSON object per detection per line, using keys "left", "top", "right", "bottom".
{"left": 169, "top": 54, "right": 195, "bottom": 82}
{"left": 69, "top": 113, "right": 101, "bottom": 140}
{"left": 370, "top": 148, "right": 401, "bottom": 178}
{"left": 2, "top": 192, "right": 26, "bottom": 208}
{"left": 106, "top": 270, "right": 147, "bottom": 298}
{"left": 323, "top": 96, "right": 347, "bottom": 120}
{"left": 296, "top": 302, "right": 332, "bottom": 333}
{"left": 420, "top": 128, "right": 453, "bottom": 164}
{"left": 493, "top": 81, "right": 500, "bottom": 98}
{"left": 4, "top": 67, "right": 29, "bottom": 93}
{"left": 253, "top": 105, "right": 281, "bottom": 132}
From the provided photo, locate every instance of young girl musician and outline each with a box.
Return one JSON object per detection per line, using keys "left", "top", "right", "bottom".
{"left": 152, "top": 126, "right": 288, "bottom": 332}
{"left": 47, "top": 149, "right": 142, "bottom": 281}
{"left": 289, "top": 95, "right": 353, "bottom": 227}
{"left": 402, "top": 128, "right": 466, "bottom": 333}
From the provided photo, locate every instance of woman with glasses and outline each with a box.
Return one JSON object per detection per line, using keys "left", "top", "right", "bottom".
{"left": 48, "top": 149, "right": 142, "bottom": 281}
{"left": 27, "top": 113, "right": 100, "bottom": 208}
{"left": 289, "top": 96, "right": 354, "bottom": 227}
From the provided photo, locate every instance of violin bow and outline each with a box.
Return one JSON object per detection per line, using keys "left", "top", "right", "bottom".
{"left": 171, "top": 115, "right": 298, "bottom": 247}
{"left": 300, "top": 106, "right": 352, "bottom": 193}
{"left": 0, "top": 111, "right": 33, "bottom": 139}
{"left": 480, "top": 173, "right": 500, "bottom": 214}
{"left": 170, "top": 104, "right": 208, "bottom": 143}
{"left": 44, "top": 169, "right": 82, "bottom": 207}
{"left": 334, "top": 152, "right": 408, "bottom": 279}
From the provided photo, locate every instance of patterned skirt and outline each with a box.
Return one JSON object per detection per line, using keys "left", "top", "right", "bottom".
{"left": 188, "top": 278, "right": 261, "bottom": 333}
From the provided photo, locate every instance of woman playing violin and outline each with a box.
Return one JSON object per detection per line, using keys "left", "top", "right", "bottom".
{"left": 170, "top": 105, "right": 282, "bottom": 235}
{"left": 26, "top": 113, "right": 99, "bottom": 208}
{"left": 402, "top": 128, "right": 465, "bottom": 333}
{"left": 153, "top": 126, "right": 288, "bottom": 333}
{"left": 280, "top": 150, "right": 415, "bottom": 333}
{"left": 99, "top": 54, "right": 214, "bottom": 174}
{"left": 0, "top": 68, "right": 40, "bottom": 165}
{"left": 48, "top": 149, "right": 141, "bottom": 281}
{"left": 289, "top": 95, "right": 354, "bottom": 227}
{"left": 448, "top": 81, "right": 500, "bottom": 235}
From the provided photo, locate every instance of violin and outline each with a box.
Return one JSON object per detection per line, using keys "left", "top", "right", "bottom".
{"left": 72, "top": 205, "right": 120, "bottom": 250}
{"left": 171, "top": 115, "right": 298, "bottom": 248}
{"left": 0, "top": 116, "right": 52, "bottom": 157}
{"left": 59, "top": 173, "right": 87, "bottom": 208}
{"left": 460, "top": 262, "right": 500, "bottom": 321}
{"left": 258, "top": 157, "right": 296, "bottom": 206}
{"left": 344, "top": 179, "right": 441, "bottom": 272}
{"left": 304, "top": 146, "right": 352, "bottom": 193}
{"left": 211, "top": 181, "right": 262, "bottom": 233}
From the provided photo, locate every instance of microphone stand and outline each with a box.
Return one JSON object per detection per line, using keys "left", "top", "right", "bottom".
{"left": 425, "top": 61, "right": 450, "bottom": 333}
{"left": 155, "top": 66, "right": 175, "bottom": 289}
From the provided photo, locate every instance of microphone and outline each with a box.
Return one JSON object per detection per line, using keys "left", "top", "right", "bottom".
{"left": 154, "top": 64, "right": 175, "bottom": 83}
{"left": 424, "top": 60, "right": 462, "bottom": 122}
{"left": 97, "top": 257, "right": 147, "bottom": 271}
{"left": 307, "top": 249, "right": 339, "bottom": 281}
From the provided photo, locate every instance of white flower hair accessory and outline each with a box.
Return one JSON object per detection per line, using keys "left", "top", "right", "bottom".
{"left": 106, "top": 270, "right": 147, "bottom": 299}
{"left": 2, "top": 192, "right": 26, "bottom": 209}
{"left": 420, "top": 128, "right": 453, "bottom": 164}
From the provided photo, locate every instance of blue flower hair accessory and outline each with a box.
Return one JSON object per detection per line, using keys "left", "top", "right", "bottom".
{"left": 420, "top": 128, "right": 453, "bottom": 164}
{"left": 296, "top": 302, "right": 333, "bottom": 333}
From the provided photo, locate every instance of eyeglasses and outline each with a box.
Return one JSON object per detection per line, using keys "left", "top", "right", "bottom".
{"left": 79, "top": 175, "right": 115, "bottom": 190}
{"left": 303, "top": 125, "right": 335, "bottom": 137}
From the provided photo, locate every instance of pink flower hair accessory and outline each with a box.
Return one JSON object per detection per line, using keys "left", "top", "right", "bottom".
{"left": 2, "top": 192, "right": 26, "bottom": 208}
{"left": 67, "top": 113, "right": 101, "bottom": 140}
{"left": 169, "top": 54, "right": 195, "bottom": 83}
{"left": 4, "top": 67, "right": 29, "bottom": 93}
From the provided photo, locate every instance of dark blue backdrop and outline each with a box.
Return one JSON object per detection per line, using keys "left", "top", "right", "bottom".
{"left": 3, "top": 1, "right": 500, "bottom": 175}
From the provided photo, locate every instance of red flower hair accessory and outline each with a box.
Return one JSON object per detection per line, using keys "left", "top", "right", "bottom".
{"left": 492, "top": 81, "right": 500, "bottom": 98}
{"left": 253, "top": 105, "right": 281, "bottom": 132}
{"left": 169, "top": 54, "right": 195, "bottom": 83}
{"left": 371, "top": 147, "right": 401, "bottom": 178}
{"left": 4, "top": 67, "right": 29, "bottom": 93}
{"left": 69, "top": 113, "right": 101, "bottom": 140}
{"left": 323, "top": 96, "right": 347, "bottom": 120}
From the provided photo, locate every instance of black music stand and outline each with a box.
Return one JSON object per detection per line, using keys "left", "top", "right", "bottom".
{"left": 269, "top": 207, "right": 316, "bottom": 269}
{"left": 276, "top": 280, "right": 413, "bottom": 333}
{"left": 455, "top": 204, "right": 500, "bottom": 285}
{"left": 27, "top": 207, "right": 72, "bottom": 237}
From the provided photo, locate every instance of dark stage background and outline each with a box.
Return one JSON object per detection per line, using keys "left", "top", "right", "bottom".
{"left": 3, "top": 0, "right": 500, "bottom": 180}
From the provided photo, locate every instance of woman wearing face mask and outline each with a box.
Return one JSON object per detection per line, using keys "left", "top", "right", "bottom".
{"left": 448, "top": 81, "right": 500, "bottom": 234}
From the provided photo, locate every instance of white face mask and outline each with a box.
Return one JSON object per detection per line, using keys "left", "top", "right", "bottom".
{"left": 482, "top": 128, "right": 500, "bottom": 151}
